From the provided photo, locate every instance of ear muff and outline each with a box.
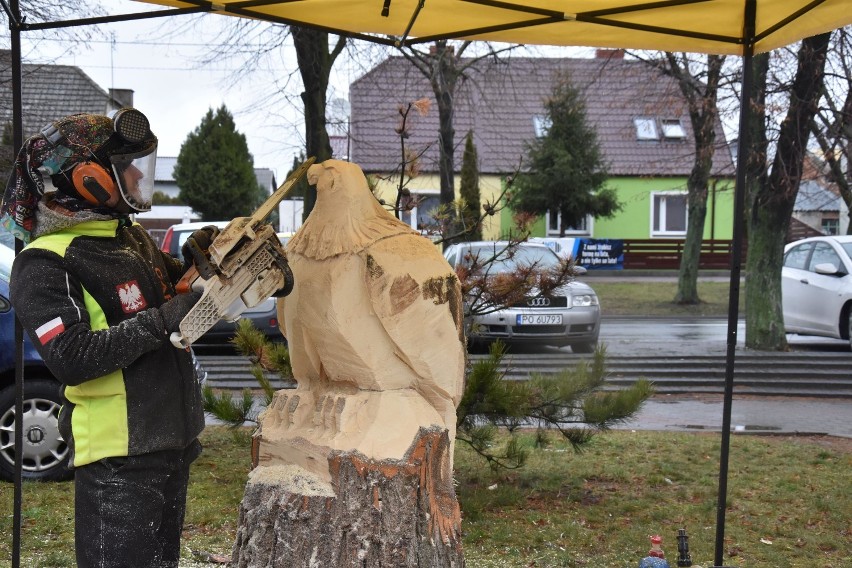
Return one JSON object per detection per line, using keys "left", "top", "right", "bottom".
{"left": 71, "top": 162, "right": 119, "bottom": 207}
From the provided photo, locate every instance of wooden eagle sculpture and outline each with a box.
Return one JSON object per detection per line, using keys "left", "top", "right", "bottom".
{"left": 233, "top": 159, "right": 466, "bottom": 567}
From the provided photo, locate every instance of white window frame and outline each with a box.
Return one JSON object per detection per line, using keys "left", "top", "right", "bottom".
{"left": 400, "top": 190, "right": 441, "bottom": 234}
{"left": 651, "top": 191, "right": 688, "bottom": 237}
{"left": 546, "top": 210, "right": 593, "bottom": 236}
{"left": 634, "top": 117, "right": 659, "bottom": 140}
{"left": 660, "top": 119, "right": 686, "bottom": 139}
{"left": 821, "top": 217, "right": 839, "bottom": 236}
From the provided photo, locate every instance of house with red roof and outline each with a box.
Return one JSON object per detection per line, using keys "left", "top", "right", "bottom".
{"left": 349, "top": 50, "right": 735, "bottom": 242}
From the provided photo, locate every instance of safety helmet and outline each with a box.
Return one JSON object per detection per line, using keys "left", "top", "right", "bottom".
{"left": 41, "top": 108, "right": 158, "bottom": 213}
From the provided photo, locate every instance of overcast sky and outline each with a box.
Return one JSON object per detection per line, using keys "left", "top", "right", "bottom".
{"left": 7, "top": 4, "right": 599, "bottom": 181}
{"left": 13, "top": 8, "right": 359, "bottom": 180}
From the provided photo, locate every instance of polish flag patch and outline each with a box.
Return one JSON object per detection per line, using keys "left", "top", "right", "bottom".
{"left": 36, "top": 317, "right": 65, "bottom": 345}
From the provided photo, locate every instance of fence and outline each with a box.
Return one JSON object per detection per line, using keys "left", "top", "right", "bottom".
{"left": 622, "top": 239, "right": 744, "bottom": 270}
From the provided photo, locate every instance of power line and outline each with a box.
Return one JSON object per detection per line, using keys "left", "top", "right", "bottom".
{"left": 61, "top": 63, "right": 285, "bottom": 72}
{"left": 24, "top": 36, "right": 268, "bottom": 50}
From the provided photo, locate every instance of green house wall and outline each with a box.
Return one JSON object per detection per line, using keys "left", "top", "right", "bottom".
{"left": 500, "top": 177, "right": 736, "bottom": 240}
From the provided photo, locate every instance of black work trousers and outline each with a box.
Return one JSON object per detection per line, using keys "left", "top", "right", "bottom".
{"left": 73, "top": 440, "right": 201, "bottom": 568}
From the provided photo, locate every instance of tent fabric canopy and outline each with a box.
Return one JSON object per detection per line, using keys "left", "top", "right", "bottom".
{"left": 139, "top": 0, "right": 852, "bottom": 55}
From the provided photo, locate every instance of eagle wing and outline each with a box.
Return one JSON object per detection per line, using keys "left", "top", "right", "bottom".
{"left": 363, "top": 234, "right": 465, "bottom": 410}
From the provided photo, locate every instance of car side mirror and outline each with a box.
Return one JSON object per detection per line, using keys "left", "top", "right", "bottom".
{"left": 572, "top": 265, "right": 588, "bottom": 276}
{"left": 813, "top": 262, "right": 847, "bottom": 277}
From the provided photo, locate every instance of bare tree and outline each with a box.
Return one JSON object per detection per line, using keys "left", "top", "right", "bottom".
{"left": 0, "top": 2, "right": 105, "bottom": 46}
{"left": 655, "top": 53, "right": 727, "bottom": 304}
{"left": 290, "top": 28, "right": 346, "bottom": 218}
{"left": 810, "top": 28, "right": 852, "bottom": 233}
{"left": 744, "top": 33, "right": 832, "bottom": 350}
{"left": 181, "top": 19, "right": 349, "bottom": 219}
{"left": 398, "top": 40, "right": 517, "bottom": 246}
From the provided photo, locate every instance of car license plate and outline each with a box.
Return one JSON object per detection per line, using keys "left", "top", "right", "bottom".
{"left": 516, "top": 314, "right": 563, "bottom": 325}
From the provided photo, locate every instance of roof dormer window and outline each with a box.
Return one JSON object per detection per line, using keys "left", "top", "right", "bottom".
{"left": 533, "top": 115, "right": 551, "bottom": 138}
{"left": 634, "top": 118, "right": 658, "bottom": 140}
{"left": 661, "top": 119, "right": 686, "bottom": 139}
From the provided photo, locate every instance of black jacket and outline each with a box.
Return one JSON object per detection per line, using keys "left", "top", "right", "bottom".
{"left": 10, "top": 218, "right": 204, "bottom": 467}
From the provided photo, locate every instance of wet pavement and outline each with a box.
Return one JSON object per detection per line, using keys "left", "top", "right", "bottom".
{"left": 615, "top": 394, "right": 852, "bottom": 438}
{"left": 520, "top": 267, "right": 852, "bottom": 438}
{"left": 598, "top": 318, "right": 852, "bottom": 439}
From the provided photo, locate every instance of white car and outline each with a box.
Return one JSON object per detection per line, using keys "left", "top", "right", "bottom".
{"left": 444, "top": 241, "right": 600, "bottom": 352}
{"left": 781, "top": 235, "right": 852, "bottom": 347}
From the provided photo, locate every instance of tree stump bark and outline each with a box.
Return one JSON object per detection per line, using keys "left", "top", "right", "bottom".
{"left": 232, "top": 427, "right": 464, "bottom": 567}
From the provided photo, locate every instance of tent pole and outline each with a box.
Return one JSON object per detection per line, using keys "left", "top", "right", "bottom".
{"left": 715, "top": 1, "right": 756, "bottom": 565}
{"left": 9, "top": 0, "right": 24, "bottom": 565}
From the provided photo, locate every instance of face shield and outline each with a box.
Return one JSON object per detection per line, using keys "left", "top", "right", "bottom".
{"left": 110, "top": 141, "right": 157, "bottom": 213}
{"left": 39, "top": 108, "right": 159, "bottom": 213}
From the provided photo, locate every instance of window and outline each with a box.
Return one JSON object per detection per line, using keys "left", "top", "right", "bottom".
{"left": 533, "top": 115, "right": 551, "bottom": 138}
{"left": 661, "top": 119, "right": 686, "bottom": 139}
{"left": 547, "top": 210, "right": 591, "bottom": 235}
{"left": 400, "top": 192, "right": 441, "bottom": 235}
{"left": 783, "top": 243, "right": 812, "bottom": 269}
{"left": 634, "top": 118, "right": 658, "bottom": 140}
{"left": 651, "top": 193, "right": 687, "bottom": 236}
{"left": 821, "top": 218, "right": 839, "bottom": 235}
{"left": 808, "top": 242, "right": 841, "bottom": 273}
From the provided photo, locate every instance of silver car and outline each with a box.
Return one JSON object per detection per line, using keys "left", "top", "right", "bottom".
{"left": 782, "top": 235, "right": 852, "bottom": 347}
{"left": 444, "top": 241, "right": 600, "bottom": 352}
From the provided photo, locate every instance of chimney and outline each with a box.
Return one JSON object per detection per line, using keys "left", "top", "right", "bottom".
{"left": 595, "top": 49, "right": 625, "bottom": 60}
{"left": 429, "top": 44, "right": 455, "bottom": 56}
{"left": 108, "top": 88, "right": 134, "bottom": 109}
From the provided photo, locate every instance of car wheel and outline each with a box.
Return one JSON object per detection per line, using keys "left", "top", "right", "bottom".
{"left": 0, "top": 379, "right": 73, "bottom": 482}
{"left": 571, "top": 341, "right": 597, "bottom": 354}
{"left": 848, "top": 310, "right": 852, "bottom": 352}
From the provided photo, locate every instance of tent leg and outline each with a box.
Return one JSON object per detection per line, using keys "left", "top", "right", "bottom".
{"left": 715, "top": 2, "right": 755, "bottom": 564}
{"left": 9, "top": 1, "right": 25, "bottom": 567}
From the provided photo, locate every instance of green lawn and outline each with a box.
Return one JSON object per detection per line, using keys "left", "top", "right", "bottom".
{"left": 591, "top": 280, "right": 743, "bottom": 317}
{"left": 2, "top": 427, "right": 849, "bottom": 567}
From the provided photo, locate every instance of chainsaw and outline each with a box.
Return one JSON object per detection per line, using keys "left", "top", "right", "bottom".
{"left": 169, "top": 156, "right": 315, "bottom": 348}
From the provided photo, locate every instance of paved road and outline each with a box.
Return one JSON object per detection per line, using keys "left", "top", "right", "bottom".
{"left": 613, "top": 395, "right": 852, "bottom": 438}
{"left": 196, "top": 317, "right": 852, "bottom": 438}
{"left": 490, "top": 318, "right": 852, "bottom": 437}
{"left": 558, "top": 316, "right": 848, "bottom": 356}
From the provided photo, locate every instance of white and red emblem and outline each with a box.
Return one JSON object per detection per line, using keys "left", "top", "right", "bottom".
{"left": 117, "top": 280, "right": 147, "bottom": 313}
{"left": 35, "top": 316, "right": 65, "bottom": 345}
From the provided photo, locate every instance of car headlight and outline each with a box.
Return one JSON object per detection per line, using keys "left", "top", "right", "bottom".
{"left": 572, "top": 294, "right": 599, "bottom": 307}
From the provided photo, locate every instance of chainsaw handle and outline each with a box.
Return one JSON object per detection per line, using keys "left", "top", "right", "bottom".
{"left": 175, "top": 265, "right": 199, "bottom": 295}
{"left": 186, "top": 238, "right": 217, "bottom": 279}
{"left": 170, "top": 331, "right": 190, "bottom": 349}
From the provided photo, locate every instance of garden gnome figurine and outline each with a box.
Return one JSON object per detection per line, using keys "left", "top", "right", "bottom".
{"left": 639, "top": 535, "right": 671, "bottom": 568}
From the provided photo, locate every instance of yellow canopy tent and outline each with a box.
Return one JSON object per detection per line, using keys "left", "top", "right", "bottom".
{"left": 5, "top": 1, "right": 851, "bottom": 566}
{"left": 136, "top": 0, "right": 849, "bottom": 55}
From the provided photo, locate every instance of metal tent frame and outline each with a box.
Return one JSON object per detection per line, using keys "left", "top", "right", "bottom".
{"left": 3, "top": 2, "right": 848, "bottom": 567}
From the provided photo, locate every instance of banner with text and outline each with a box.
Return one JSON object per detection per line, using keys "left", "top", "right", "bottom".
{"left": 575, "top": 238, "right": 624, "bottom": 270}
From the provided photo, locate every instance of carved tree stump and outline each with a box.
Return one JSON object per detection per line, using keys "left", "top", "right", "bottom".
{"left": 232, "top": 161, "right": 466, "bottom": 567}
{"left": 232, "top": 427, "right": 464, "bottom": 567}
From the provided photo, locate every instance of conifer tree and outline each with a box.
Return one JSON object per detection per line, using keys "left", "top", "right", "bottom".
{"left": 511, "top": 74, "right": 619, "bottom": 236}
{"left": 459, "top": 131, "right": 482, "bottom": 241}
{"left": 174, "top": 105, "right": 265, "bottom": 220}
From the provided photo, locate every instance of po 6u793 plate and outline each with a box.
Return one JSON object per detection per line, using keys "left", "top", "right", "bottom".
{"left": 516, "top": 314, "right": 563, "bottom": 325}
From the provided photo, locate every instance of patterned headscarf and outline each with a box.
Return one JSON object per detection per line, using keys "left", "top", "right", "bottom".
{"left": 1, "top": 114, "right": 116, "bottom": 243}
